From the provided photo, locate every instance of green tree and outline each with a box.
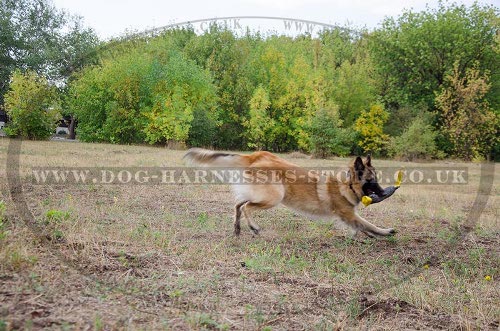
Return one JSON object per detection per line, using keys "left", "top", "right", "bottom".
{"left": 308, "top": 106, "right": 354, "bottom": 158}
{"left": 68, "top": 51, "right": 147, "bottom": 144}
{"left": 435, "top": 65, "right": 498, "bottom": 160}
{"left": 187, "top": 108, "right": 219, "bottom": 148}
{"left": 69, "top": 45, "right": 217, "bottom": 145}
{"left": 67, "top": 66, "right": 109, "bottom": 142}
{"left": 318, "top": 28, "right": 358, "bottom": 69}
{"left": 250, "top": 39, "right": 320, "bottom": 152}
{"left": 370, "top": 2, "right": 499, "bottom": 110}
{"left": 184, "top": 26, "right": 254, "bottom": 149}
{"left": 143, "top": 51, "right": 217, "bottom": 145}
{"left": 4, "top": 70, "right": 60, "bottom": 139}
{"left": 332, "top": 59, "right": 376, "bottom": 127}
{"left": 354, "top": 104, "right": 390, "bottom": 154}
{"left": 0, "top": 0, "right": 99, "bottom": 107}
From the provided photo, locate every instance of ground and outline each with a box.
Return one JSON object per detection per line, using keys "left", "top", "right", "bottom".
{"left": 0, "top": 139, "right": 498, "bottom": 330}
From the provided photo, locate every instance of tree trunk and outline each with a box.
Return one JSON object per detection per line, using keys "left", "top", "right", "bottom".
{"left": 68, "top": 116, "right": 76, "bottom": 140}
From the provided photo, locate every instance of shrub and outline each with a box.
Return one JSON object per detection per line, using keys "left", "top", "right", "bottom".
{"left": 4, "top": 70, "right": 61, "bottom": 140}
{"left": 389, "top": 116, "right": 442, "bottom": 161}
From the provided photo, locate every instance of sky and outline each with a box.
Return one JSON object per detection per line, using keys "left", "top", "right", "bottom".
{"left": 52, "top": 0, "right": 491, "bottom": 40}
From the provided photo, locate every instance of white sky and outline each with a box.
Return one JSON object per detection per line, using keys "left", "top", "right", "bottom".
{"left": 52, "top": 0, "right": 491, "bottom": 39}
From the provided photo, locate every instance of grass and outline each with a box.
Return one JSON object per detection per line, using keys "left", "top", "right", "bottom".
{"left": 0, "top": 138, "right": 498, "bottom": 329}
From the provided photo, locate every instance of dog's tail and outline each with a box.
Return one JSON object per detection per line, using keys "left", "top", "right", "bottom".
{"left": 183, "top": 148, "right": 247, "bottom": 167}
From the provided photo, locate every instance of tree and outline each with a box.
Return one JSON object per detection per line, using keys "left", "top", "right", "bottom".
{"left": 69, "top": 45, "right": 217, "bottom": 145}
{"left": 435, "top": 65, "right": 498, "bottom": 160}
{"left": 332, "top": 59, "right": 376, "bottom": 127}
{"left": 187, "top": 108, "right": 218, "bottom": 148}
{"left": 4, "top": 70, "right": 60, "bottom": 139}
{"left": 308, "top": 106, "right": 354, "bottom": 158}
{"left": 244, "top": 85, "right": 275, "bottom": 150}
{"left": 142, "top": 51, "right": 217, "bottom": 145}
{"left": 184, "top": 26, "right": 254, "bottom": 149}
{"left": 354, "top": 104, "right": 390, "bottom": 155}
{"left": 0, "top": 0, "right": 99, "bottom": 107}
{"left": 370, "top": 2, "right": 499, "bottom": 110}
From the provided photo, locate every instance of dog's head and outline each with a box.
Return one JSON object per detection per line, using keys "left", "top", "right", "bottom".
{"left": 349, "top": 155, "right": 384, "bottom": 197}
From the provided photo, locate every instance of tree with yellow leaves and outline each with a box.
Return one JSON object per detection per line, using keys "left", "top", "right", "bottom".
{"left": 354, "top": 104, "right": 390, "bottom": 155}
{"left": 435, "top": 64, "right": 498, "bottom": 160}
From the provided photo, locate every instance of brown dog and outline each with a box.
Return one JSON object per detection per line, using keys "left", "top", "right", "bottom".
{"left": 184, "top": 148, "right": 395, "bottom": 238}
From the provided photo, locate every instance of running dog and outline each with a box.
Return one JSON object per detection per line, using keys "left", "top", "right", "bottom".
{"left": 184, "top": 148, "right": 395, "bottom": 238}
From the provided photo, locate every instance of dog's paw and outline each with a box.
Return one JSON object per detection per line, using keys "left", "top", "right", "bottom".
{"left": 249, "top": 225, "right": 260, "bottom": 235}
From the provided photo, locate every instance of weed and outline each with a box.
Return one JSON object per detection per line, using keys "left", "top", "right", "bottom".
{"left": 44, "top": 209, "right": 70, "bottom": 224}
{"left": 0, "top": 201, "right": 7, "bottom": 241}
{"left": 468, "top": 247, "right": 485, "bottom": 267}
{"left": 437, "top": 223, "right": 461, "bottom": 244}
{"left": 170, "top": 288, "right": 184, "bottom": 298}
{"left": 185, "top": 312, "right": 228, "bottom": 330}
{"left": 0, "top": 200, "right": 5, "bottom": 219}
{"left": 52, "top": 229, "right": 64, "bottom": 241}
{"left": 3, "top": 247, "right": 38, "bottom": 271}
{"left": 244, "top": 304, "right": 266, "bottom": 326}
{"left": 386, "top": 234, "right": 398, "bottom": 244}
{"left": 197, "top": 212, "right": 208, "bottom": 227}
{"left": 346, "top": 297, "right": 361, "bottom": 320}
{"left": 0, "top": 222, "right": 7, "bottom": 243}
{"left": 24, "top": 320, "right": 33, "bottom": 330}
{"left": 94, "top": 315, "right": 103, "bottom": 331}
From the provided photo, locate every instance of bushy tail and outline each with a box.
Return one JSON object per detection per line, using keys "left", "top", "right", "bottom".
{"left": 183, "top": 148, "right": 246, "bottom": 167}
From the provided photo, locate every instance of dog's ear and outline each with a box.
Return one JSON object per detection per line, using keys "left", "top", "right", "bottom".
{"left": 366, "top": 154, "right": 372, "bottom": 167}
{"left": 354, "top": 156, "right": 364, "bottom": 179}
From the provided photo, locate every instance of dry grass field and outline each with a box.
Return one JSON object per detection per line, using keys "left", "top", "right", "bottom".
{"left": 0, "top": 138, "right": 498, "bottom": 330}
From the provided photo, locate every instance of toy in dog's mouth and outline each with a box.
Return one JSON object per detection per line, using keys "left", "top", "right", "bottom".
{"left": 361, "top": 170, "right": 402, "bottom": 206}
{"left": 362, "top": 181, "right": 385, "bottom": 197}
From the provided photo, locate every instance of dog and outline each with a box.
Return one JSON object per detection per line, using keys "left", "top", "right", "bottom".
{"left": 183, "top": 148, "right": 395, "bottom": 238}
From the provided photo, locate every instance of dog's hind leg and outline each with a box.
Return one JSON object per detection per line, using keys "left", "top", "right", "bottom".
{"left": 241, "top": 201, "right": 279, "bottom": 235}
{"left": 234, "top": 200, "right": 248, "bottom": 236}
{"left": 241, "top": 202, "right": 263, "bottom": 235}
{"left": 234, "top": 184, "right": 284, "bottom": 235}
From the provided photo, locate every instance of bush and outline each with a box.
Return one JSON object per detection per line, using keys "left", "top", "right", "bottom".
{"left": 4, "top": 70, "right": 61, "bottom": 140}
{"left": 389, "top": 116, "right": 442, "bottom": 161}
{"left": 308, "top": 107, "right": 354, "bottom": 158}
